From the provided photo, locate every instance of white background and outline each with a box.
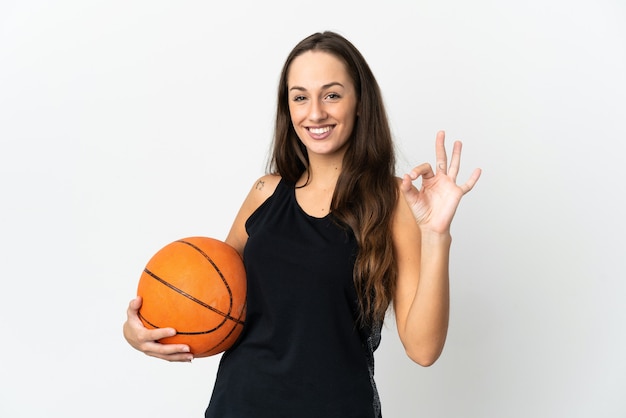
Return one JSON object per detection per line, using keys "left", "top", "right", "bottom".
{"left": 1, "top": 1, "right": 625, "bottom": 417}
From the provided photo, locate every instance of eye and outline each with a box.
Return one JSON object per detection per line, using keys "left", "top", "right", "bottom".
{"left": 292, "top": 95, "right": 307, "bottom": 102}
{"left": 325, "top": 92, "right": 341, "bottom": 100}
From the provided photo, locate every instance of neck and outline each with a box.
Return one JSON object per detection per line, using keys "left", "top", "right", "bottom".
{"left": 298, "top": 159, "right": 342, "bottom": 190}
{"left": 295, "top": 160, "right": 342, "bottom": 218}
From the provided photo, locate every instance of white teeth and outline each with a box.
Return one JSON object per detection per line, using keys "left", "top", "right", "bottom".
{"left": 309, "top": 127, "right": 331, "bottom": 134}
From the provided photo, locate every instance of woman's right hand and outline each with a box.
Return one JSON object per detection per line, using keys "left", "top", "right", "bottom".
{"left": 123, "top": 296, "right": 194, "bottom": 362}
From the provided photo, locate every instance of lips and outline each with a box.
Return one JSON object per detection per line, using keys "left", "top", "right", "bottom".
{"left": 307, "top": 125, "right": 333, "bottom": 139}
{"left": 308, "top": 126, "right": 331, "bottom": 135}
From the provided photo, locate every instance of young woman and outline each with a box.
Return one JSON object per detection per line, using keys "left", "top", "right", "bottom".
{"left": 123, "top": 31, "right": 481, "bottom": 417}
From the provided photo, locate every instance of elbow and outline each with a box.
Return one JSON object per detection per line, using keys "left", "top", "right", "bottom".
{"left": 398, "top": 321, "right": 449, "bottom": 366}
{"left": 405, "top": 348, "right": 441, "bottom": 367}
{"left": 403, "top": 337, "right": 446, "bottom": 367}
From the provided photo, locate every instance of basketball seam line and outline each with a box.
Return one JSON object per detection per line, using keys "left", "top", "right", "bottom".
{"left": 143, "top": 267, "right": 245, "bottom": 326}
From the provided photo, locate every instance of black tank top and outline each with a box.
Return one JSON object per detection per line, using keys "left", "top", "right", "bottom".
{"left": 205, "top": 179, "right": 381, "bottom": 418}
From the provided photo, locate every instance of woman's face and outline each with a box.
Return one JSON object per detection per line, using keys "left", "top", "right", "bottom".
{"left": 287, "top": 50, "right": 358, "bottom": 159}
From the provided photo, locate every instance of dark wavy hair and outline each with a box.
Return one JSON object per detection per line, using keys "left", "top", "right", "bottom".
{"left": 269, "top": 31, "right": 398, "bottom": 326}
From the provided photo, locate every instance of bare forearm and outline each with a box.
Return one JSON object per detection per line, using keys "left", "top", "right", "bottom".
{"left": 401, "top": 231, "right": 451, "bottom": 366}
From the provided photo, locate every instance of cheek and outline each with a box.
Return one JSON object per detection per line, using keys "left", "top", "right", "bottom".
{"left": 340, "top": 103, "right": 358, "bottom": 126}
{"left": 288, "top": 104, "right": 305, "bottom": 122}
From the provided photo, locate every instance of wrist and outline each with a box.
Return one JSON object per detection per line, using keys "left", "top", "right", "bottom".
{"left": 419, "top": 228, "right": 452, "bottom": 247}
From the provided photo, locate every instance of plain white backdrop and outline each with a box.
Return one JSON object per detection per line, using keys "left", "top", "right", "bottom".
{"left": 1, "top": 1, "right": 625, "bottom": 417}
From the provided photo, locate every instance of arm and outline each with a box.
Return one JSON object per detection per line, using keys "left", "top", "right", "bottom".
{"left": 392, "top": 195, "right": 451, "bottom": 366}
{"left": 224, "top": 174, "right": 281, "bottom": 256}
{"left": 393, "top": 131, "right": 481, "bottom": 366}
{"left": 122, "top": 175, "right": 281, "bottom": 361}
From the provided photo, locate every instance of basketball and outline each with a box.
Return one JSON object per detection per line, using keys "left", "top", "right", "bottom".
{"left": 136, "top": 236, "right": 247, "bottom": 357}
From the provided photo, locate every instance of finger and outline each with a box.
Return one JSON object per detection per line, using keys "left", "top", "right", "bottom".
{"left": 144, "top": 326, "right": 178, "bottom": 342}
{"left": 407, "top": 162, "right": 435, "bottom": 182}
{"left": 144, "top": 343, "right": 194, "bottom": 362}
{"left": 126, "top": 297, "right": 143, "bottom": 324}
{"left": 460, "top": 168, "right": 482, "bottom": 194}
{"left": 447, "top": 140, "right": 463, "bottom": 179}
{"left": 156, "top": 353, "right": 194, "bottom": 363}
{"left": 435, "top": 131, "right": 448, "bottom": 175}
{"left": 139, "top": 329, "right": 193, "bottom": 361}
{"left": 143, "top": 339, "right": 190, "bottom": 356}
{"left": 128, "top": 297, "right": 140, "bottom": 310}
{"left": 400, "top": 173, "right": 413, "bottom": 194}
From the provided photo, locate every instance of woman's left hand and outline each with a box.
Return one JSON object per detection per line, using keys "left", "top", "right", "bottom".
{"left": 400, "top": 131, "right": 481, "bottom": 234}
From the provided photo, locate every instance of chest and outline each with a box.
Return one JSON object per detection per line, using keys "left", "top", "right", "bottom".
{"left": 294, "top": 186, "right": 334, "bottom": 218}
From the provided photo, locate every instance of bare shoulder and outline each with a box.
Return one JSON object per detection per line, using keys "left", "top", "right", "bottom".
{"left": 247, "top": 174, "right": 281, "bottom": 207}
{"left": 225, "top": 174, "right": 281, "bottom": 254}
{"left": 239, "top": 173, "right": 281, "bottom": 223}
{"left": 252, "top": 174, "right": 281, "bottom": 194}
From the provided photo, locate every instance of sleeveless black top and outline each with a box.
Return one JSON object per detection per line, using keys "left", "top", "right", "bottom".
{"left": 205, "top": 179, "right": 382, "bottom": 418}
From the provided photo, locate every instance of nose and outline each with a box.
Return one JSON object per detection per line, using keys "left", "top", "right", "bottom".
{"left": 308, "top": 99, "right": 327, "bottom": 122}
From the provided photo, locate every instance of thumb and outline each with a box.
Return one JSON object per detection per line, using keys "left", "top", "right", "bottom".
{"left": 127, "top": 296, "right": 142, "bottom": 316}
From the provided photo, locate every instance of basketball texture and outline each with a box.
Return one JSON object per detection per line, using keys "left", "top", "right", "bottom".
{"left": 137, "top": 236, "right": 246, "bottom": 356}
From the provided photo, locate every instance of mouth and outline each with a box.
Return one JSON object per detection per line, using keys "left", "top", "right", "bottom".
{"left": 306, "top": 126, "right": 333, "bottom": 137}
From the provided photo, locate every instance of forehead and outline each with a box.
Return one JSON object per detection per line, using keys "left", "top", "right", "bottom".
{"left": 287, "top": 50, "right": 352, "bottom": 88}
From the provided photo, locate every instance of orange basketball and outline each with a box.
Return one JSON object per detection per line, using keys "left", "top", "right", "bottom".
{"left": 136, "top": 236, "right": 246, "bottom": 356}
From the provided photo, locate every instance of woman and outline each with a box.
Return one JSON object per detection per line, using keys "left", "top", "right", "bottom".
{"left": 124, "top": 31, "right": 481, "bottom": 417}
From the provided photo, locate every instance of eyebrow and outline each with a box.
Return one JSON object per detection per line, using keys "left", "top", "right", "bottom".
{"left": 289, "top": 81, "right": 345, "bottom": 92}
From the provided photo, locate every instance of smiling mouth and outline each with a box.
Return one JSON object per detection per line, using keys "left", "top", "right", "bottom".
{"left": 308, "top": 126, "right": 332, "bottom": 135}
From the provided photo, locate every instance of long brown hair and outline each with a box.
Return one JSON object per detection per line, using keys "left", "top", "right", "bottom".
{"left": 269, "top": 31, "right": 398, "bottom": 326}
